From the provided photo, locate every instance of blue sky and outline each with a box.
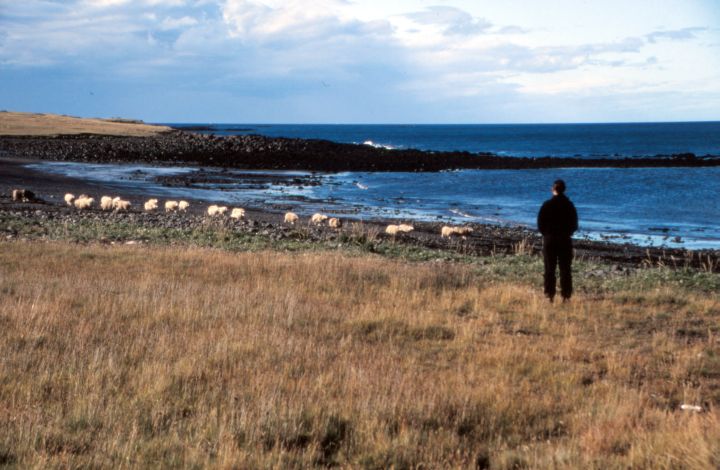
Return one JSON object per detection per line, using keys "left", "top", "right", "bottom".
{"left": 1, "top": 0, "right": 719, "bottom": 123}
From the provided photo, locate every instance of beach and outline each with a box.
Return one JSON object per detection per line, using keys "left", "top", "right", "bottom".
{"left": 1, "top": 112, "right": 719, "bottom": 269}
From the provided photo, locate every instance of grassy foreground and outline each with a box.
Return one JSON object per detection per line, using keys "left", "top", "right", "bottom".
{"left": 0, "top": 241, "right": 718, "bottom": 469}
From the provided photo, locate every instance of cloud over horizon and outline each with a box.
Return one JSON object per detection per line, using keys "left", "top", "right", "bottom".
{"left": 1, "top": 0, "right": 718, "bottom": 122}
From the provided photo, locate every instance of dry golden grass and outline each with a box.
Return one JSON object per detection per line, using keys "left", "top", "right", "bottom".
{"left": 0, "top": 241, "right": 718, "bottom": 468}
{"left": 0, "top": 111, "right": 170, "bottom": 136}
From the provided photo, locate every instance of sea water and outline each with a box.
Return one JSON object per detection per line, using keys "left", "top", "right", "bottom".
{"left": 30, "top": 122, "right": 720, "bottom": 249}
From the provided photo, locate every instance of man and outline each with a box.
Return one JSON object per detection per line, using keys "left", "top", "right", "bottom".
{"left": 537, "top": 179, "right": 578, "bottom": 303}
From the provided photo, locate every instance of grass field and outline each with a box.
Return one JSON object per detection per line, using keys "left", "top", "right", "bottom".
{"left": 0, "top": 240, "right": 718, "bottom": 468}
{"left": 0, "top": 111, "right": 170, "bottom": 136}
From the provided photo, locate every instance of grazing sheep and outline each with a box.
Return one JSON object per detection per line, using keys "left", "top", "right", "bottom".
{"left": 100, "top": 196, "right": 114, "bottom": 211}
{"left": 385, "top": 224, "right": 400, "bottom": 236}
{"left": 64, "top": 193, "right": 75, "bottom": 206}
{"left": 230, "top": 208, "right": 245, "bottom": 219}
{"left": 397, "top": 224, "right": 414, "bottom": 233}
{"left": 111, "top": 196, "right": 121, "bottom": 207}
{"left": 144, "top": 199, "right": 159, "bottom": 211}
{"left": 441, "top": 226, "right": 473, "bottom": 238}
{"left": 114, "top": 200, "right": 131, "bottom": 211}
{"left": 441, "top": 226, "right": 455, "bottom": 238}
{"left": 284, "top": 212, "right": 299, "bottom": 224}
{"left": 328, "top": 217, "right": 342, "bottom": 228}
{"left": 165, "top": 200, "right": 179, "bottom": 212}
{"left": 178, "top": 200, "right": 189, "bottom": 212}
{"left": 74, "top": 197, "right": 94, "bottom": 210}
{"left": 11, "top": 189, "right": 35, "bottom": 202}
{"left": 310, "top": 213, "right": 328, "bottom": 225}
{"left": 207, "top": 205, "right": 227, "bottom": 216}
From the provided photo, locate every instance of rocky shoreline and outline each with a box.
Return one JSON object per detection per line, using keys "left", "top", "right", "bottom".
{"left": 1, "top": 130, "right": 718, "bottom": 271}
{"left": 2, "top": 130, "right": 719, "bottom": 172}
{"left": 1, "top": 188, "right": 718, "bottom": 272}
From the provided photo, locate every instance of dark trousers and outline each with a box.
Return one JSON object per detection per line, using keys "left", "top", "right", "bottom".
{"left": 542, "top": 236, "right": 573, "bottom": 300}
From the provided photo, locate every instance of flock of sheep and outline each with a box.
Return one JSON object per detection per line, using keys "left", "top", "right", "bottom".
{"left": 60, "top": 192, "right": 344, "bottom": 227}
{"left": 11, "top": 188, "right": 475, "bottom": 239}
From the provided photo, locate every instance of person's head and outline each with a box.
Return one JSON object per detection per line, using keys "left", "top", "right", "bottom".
{"left": 552, "top": 179, "right": 566, "bottom": 196}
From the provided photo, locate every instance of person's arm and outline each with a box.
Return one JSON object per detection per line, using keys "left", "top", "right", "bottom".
{"left": 537, "top": 202, "right": 548, "bottom": 235}
{"left": 570, "top": 202, "right": 578, "bottom": 234}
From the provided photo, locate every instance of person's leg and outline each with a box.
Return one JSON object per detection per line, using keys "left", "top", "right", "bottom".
{"left": 543, "top": 238, "right": 558, "bottom": 301}
{"left": 558, "top": 238, "right": 573, "bottom": 300}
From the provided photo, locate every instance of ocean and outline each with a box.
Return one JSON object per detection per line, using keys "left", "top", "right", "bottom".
{"left": 168, "top": 121, "right": 720, "bottom": 158}
{"left": 31, "top": 122, "right": 720, "bottom": 249}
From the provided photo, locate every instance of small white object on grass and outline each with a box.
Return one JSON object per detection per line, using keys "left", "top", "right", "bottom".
{"left": 680, "top": 404, "right": 703, "bottom": 412}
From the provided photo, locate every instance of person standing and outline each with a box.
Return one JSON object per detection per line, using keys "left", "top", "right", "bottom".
{"left": 537, "top": 179, "right": 578, "bottom": 303}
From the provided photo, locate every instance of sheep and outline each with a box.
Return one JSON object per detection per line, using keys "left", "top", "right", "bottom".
{"left": 64, "top": 193, "right": 75, "bottom": 206}
{"left": 328, "top": 217, "right": 342, "bottom": 229}
{"left": 310, "top": 213, "right": 328, "bottom": 225}
{"left": 207, "top": 205, "right": 228, "bottom": 216}
{"left": 178, "top": 200, "right": 189, "bottom": 212}
{"left": 397, "top": 224, "right": 414, "bottom": 233}
{"left": 385, "top": 224, "right": 400, "bottom": 236}
{"left": 441, "top": 226, "right": 474, "bottom": 238}
{"left": 284, "top": 212, "right": 299, "bottom": 224}
{"left": 114, "top": 199, "right": 131, "bottom": 211}
{"left": 11, "top": 189, "right": 35, "bottom": 202}
{"left": 230, "top": 208, "right": 245, "bottom": 219}
{"left": 100, "top": 196, "right": 114, "bottom": 211}
{"left": 165, "top": 200, "right": 179, "bottom": 212}
{"left": 441, "top": 226, "right": 474, "bottom": 239}
{"left": 111, "top": 196, "right": 121, "bottom": 207}
{"left": 144, "top": 199, "right": 158, "bottom": 211}
{"left": 73, "top": 197, "right": 94, "bottom": 210}
{"left": 441, "top": 226, "right": 455, "bottom": 238}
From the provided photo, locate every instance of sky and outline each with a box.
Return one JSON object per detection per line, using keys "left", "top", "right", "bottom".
{"left": 1, "top": 0, "right": 719, "bottom": 123}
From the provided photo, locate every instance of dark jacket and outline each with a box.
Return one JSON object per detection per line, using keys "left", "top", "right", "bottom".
{"left": 537, "top": 194, "right": 578, "bottom": 238}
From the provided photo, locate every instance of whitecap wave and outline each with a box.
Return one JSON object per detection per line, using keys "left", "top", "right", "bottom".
{"left": 449, "top": 208, "right": 473, "bottom": 218}
{"left": 363, "top": 140, "right": 395, "bottom": 150}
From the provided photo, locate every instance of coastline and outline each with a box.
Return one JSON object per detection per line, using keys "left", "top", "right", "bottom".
{"left": 1, "top": 157, "right": 718, "bottom": 271}
{"left": 2, "top": 129, "right": 718, "bottom": 173}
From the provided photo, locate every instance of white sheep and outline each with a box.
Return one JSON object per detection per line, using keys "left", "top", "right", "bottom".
{"left": 144, "top": 199, "right": 158, "bottom": 211}
{"left": 178, "top": 200, "right": 189, "bottom": 212}
{"left": 441, "top": 226, "right": 455, "bottom": 238}
{"left": 207, "top": 205, "right": 227, "bottom": 216}
{"left": 111, "top": 196, "right": 121, "bottom": 208}
{"left": 100, "top": 196, "right": 114, "bottom": 211}
{"left": 165, "top": 200, "right": 179, "bottom": 212}
{"left": 74, "top": 197, "right": 94, "bottom": 210}
{"left": 397, "top": 224, "right": 414, "bottom": 233}
{"left": 284, "top": 212, "right": 299, "bottom": 224}
{"left": 328, "top": 217, "right": 342, "bottom": 228}
{"left": 441, "top": 225, "right": 474, "bottom": 239}
{"left": 385, "top": 224, "right": 400, "bottom": 236}
{"left": 230, "top": 208, "right": 245, "bottom": 219}
{"left": 64, "top": 193, "right": 75, "bottom": 206}
{"left": 310, "top": 213, "right": 328, "bottom": 225}
{"left": 114, "top": 199, "right": 131, "bottom": 211}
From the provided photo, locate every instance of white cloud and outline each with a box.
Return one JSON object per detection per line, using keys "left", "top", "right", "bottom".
{"left": 0, "top": 0, "right": 718, "bottom": 121}
{"left": 160, "top": 15, "right": 198, "bottom": 30}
